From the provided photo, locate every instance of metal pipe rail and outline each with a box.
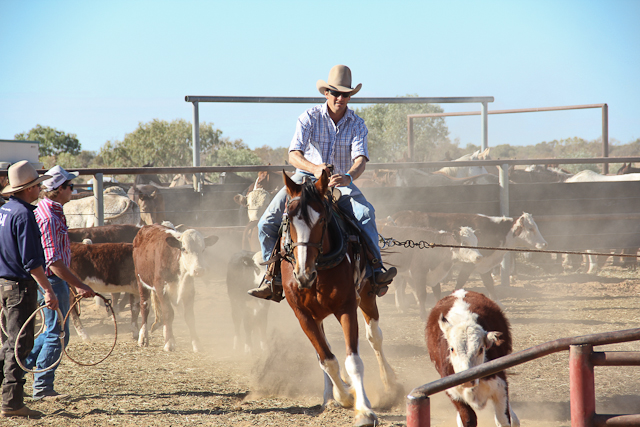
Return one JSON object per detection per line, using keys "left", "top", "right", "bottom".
{"left": 3, "top": 156, "right": 640, "bottom": 176}
{"left": 407, "top": 103, "right": 609, "bottom": 172}
{"left": 407, "top": 328, "right": 640, "bottom": 427}
{"left": 184, "top": 95, "right": 495, "bottom": 181}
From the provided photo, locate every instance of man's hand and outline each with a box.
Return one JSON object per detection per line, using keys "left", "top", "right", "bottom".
{"left": 313, "top": 163, "right": 333, "bottom": 180}
{"left": 328, "top": 173, "right": 351, "bottom": 188}
{"left": 75, "top": 283, "right": 96, "bottom": 299}
{"left": 43, "top": 290, "right": 59, "bottom": 311}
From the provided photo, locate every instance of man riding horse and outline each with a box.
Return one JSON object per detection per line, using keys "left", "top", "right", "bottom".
{"left": 248, "top": 64, "right": 397, "bottom": 301}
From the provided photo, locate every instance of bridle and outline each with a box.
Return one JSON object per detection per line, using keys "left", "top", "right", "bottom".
{"left": 282, "top": 195, "right": 329, "bottom": 264}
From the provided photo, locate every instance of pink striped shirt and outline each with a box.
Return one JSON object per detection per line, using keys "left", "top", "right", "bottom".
{"left": 34, "top": 197, "right": 71, "bottom": 276}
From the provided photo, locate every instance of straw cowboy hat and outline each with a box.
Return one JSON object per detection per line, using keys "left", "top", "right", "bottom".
{"left": 1, "top": 160, "right": 52, "bottom": 196}
{"left": 316, "top": 65, "right": 362, "bottom": 97}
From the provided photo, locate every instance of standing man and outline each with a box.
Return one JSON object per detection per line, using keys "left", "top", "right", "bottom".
{"left": 248, "top": 64, "right": 396, "bottom": 301}
{"left": 0, "top": 161, "right": 59, "bottom": 419}
{"left": 25, "top": 165, "right": 95, "bottom": 401}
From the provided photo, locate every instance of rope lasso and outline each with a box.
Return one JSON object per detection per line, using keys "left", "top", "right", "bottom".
{"left": 10, "top": 292, "right": 117, "bottom": 373}
{"left": 1, "top": 307, "right": 46, "bottom": 343}
{"left": 15, "top": 306, "right": 66, "bottom": 374}
{"left": 379, "top": 235, "right": 640, "bottom": 258}
{"left": 62, "top": 292, "right": 117, "bottom": 366}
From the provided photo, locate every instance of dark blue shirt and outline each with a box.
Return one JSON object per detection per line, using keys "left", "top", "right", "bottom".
{"left": 0, "top": 196, "right": 46, "bottom": 280}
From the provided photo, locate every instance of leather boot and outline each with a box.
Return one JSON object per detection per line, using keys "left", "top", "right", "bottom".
{"left": 248, "top": 274, "right": 283, "bottom": 302}
{"left": 372, "top": 265, "right": 397, "bottom": 297}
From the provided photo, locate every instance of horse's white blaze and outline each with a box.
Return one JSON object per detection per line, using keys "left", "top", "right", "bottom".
{"left": 291, "top": 206, "right": 320, "bottom": 276}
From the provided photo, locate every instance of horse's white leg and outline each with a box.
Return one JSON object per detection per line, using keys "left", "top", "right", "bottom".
{"left": 319, "top": 356, "right": 354, "bottom": 408}
{"left": 345, "top": 353, "right": 377, "bottom": 426}
{"left": 364, "top": 318, "right": 397, "bottom": 390}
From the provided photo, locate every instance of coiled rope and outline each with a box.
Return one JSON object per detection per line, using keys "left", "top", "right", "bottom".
{"left": 8, "top": 292, "right": 117, "bottom": 373}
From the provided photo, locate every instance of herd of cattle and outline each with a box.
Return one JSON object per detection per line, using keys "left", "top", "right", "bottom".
{"left": 4, "top": 155, "right": 639, "bottom": 426}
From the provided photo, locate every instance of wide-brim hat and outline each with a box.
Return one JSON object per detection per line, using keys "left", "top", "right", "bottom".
{"left": 316, "top": 64, "right": 362, "bottom": 97}
{"left": 1, "top": 160, "right": 52, "bottom": 196}
{"left": 41, "top": 165, "right": 79, "bottom": 191}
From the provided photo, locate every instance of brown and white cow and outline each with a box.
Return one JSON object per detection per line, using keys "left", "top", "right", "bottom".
{"left": 68, "top": 224, "right": 141, "bottom": 244}
{"left": 426, "top": 290, "right": 519, "bottom": 427}
{"left": 127, "top": 184, "right": 165, "bottom": 225}
{"left": 70, "top": 241, "right": 140, "bottom": 339}
{"left": 234, "top": 187, "right": 272, "bottom": 223}
{"left": 392, "top": 211, "right": 547, "bottom": 300}
{"left": 133, "top": 224, "right": 218, "bottom": 352}
{"left": 379, "top": 223, "right": 482, "bottom": 320}
{"left": 68, "top": 224, "right": 142, "bottom": 312}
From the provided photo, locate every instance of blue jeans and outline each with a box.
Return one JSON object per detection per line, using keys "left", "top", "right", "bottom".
{"left": 258, "top": 172, "right": 381, "bottom": 274}
{"left": 24, "top": 276, "right": 70, "bottom": 397}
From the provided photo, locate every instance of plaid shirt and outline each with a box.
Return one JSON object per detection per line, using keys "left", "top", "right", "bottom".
{"left": 34, "top": 197, "right": 71, "bottom": 276}
{"left": 289, "top": 102, "right": 369, "bottom": 175}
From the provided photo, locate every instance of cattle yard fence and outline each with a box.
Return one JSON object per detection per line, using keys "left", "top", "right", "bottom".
{"left": 4, "top": 157, "right": 640, "bottom": 273}
{"left": 406, "top": 328, "right": 640, "bottom": 427}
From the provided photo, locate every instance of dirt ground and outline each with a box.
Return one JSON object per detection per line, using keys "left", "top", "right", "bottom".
{"left": 6, "top": 255, "right": 640, "bottom": 427}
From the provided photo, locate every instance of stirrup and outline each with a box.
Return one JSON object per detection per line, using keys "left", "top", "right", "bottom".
{"left": 248, "top": 275, "right": 284, "bottom": 303}
{"left": 371, "top": 266, "right": 397, "bottom": 297}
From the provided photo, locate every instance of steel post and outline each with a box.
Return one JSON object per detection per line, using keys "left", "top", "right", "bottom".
{"left": 93, "top": 173, "right": 104, "bottom": 226}
{"left": 602, "top": 104, "right": 609, "bottom": 174}
{"left": 499, "top": 163, "right": 510, "bottom": 287}
{"left": 192, "top": 101, "right": 202, "bottom": 192}
{"left": 570, "top": 344, "right": 596, "bottom": 427}
{"left": 407, "top": 116, "right": 414, "bottom": 160}
{"left": 481, "top": 101, "right": 488, "bottom": 151}
{"left": 406, "top": 396, "right": 430, "bottom": 427}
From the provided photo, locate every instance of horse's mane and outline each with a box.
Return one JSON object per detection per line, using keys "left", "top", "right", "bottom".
{"left": 289, "top": 179, "right": 326, "bottom": 227}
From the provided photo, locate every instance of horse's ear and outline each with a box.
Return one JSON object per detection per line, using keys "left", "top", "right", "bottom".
{"left": 315, "top": 170, "right": 328, "bottom": 195}
{"left": 283, "top": 170, "right": 300, "bottom": 197}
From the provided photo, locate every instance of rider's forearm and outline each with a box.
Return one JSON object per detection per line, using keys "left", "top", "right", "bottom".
{"left": 346, "top": 156, "right": 367, "bottom": 181}
{"left": 289, "top": 150, "right": 324, "bottom": 176}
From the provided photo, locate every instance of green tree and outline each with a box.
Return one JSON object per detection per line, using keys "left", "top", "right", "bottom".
{"left": 97, "top": 119, "right": 241, "bottom": 167}
{"left": 253, "top": 145, "right": 289, "bottom": 165}
{"left": 15, "top": 125, "right": 81, "bottom": 157}
{"left": 355, "top": 96, "right": 454, "bottom": 162}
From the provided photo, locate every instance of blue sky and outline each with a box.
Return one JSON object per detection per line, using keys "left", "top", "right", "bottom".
{"left": 1, "top": 0, "right": 639, "bottom": 156}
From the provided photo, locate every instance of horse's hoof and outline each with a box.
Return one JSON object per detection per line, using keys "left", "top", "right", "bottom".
{"left": 354, "top": 411, "right": 378, "bottom": 427}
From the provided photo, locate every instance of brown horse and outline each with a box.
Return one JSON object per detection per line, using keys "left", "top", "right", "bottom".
{"left": 279, "top": 171, "right": 400, "bottom": 426}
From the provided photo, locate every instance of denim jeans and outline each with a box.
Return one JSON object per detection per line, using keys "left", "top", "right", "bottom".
{"left": 258, "top": 172, "right": 381, "bottom": 273}
{"left": 0, "top": 278, "right": 37, "bottom": 411}
{"left": 24, "top": 276, "right": 70, "bottom": 398}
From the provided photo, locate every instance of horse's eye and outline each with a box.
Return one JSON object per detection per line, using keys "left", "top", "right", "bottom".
{"left": 449, "top": 347, "right": 454, "bottom": 353}
{"left": 478, "top": 348, "right": 484, "bottom": 355}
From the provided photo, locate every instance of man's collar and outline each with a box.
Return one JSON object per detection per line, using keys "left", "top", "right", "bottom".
{"left": 321, "top": 101, "right": 353, "bottom": 123}
{"left": 9, "top": 195, "right": 37, "bottom": 211}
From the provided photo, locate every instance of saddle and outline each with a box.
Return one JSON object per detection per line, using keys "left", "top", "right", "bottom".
{"left": 263, "top": 190, "right": 366, "bottom": 275}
